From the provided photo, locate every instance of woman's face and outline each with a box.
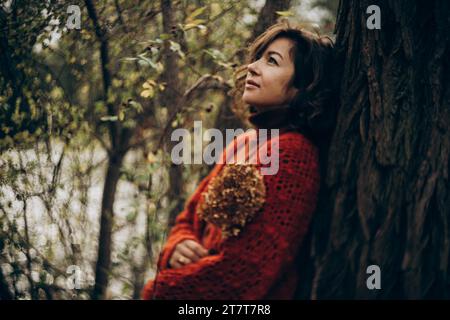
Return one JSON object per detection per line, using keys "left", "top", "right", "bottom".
{"left": 242, "top": 37, "right": 299, "bottom": 110}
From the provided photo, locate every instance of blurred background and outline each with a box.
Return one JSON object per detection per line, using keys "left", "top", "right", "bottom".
{"left": 0, "top": 0, "right": 339, "bottom": 299}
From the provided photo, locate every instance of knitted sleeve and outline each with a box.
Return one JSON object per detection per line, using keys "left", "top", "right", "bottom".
{"left": 143, "top": 134, "right": 320, "bottom": 299}
{"left": 157, "top": 165, "right": 221, "bottom": 271}
{"left": 157, "top": 206, "right": 198, "bottom": 271}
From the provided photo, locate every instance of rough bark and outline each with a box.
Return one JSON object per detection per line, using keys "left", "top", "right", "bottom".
{"left": 296, "top": 0, "right": 449, "bottom": 299}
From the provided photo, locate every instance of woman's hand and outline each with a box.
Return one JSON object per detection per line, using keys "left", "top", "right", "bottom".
{"left": 169, "top": 239, "right": 209, "bottom": 269}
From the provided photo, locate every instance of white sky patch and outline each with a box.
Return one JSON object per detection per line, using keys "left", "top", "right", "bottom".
{"left": 295, "top": 0, "right": 333, "bottom": 26}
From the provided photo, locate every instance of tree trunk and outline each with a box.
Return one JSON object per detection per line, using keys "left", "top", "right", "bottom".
{"left": 92, "top": 151, "right": 125, "bottom": 300}
{"left": 85, "top": 0, "right": 135, "bottom": 299}
{"left": 159, "top": 0, "right": 186, "bottom": 229}
{"left": 249, "top": 0, "right": 291, "bottom": 45}
{"left": 296, "top": 0, "right": 449, "bottom": 299}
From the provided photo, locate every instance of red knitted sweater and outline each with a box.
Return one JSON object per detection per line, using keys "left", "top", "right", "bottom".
{"left": 141, "top": 130, "right": 320, "bottom": 300}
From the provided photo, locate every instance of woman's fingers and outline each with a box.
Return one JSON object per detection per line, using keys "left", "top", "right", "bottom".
{"left": 169, "top": 259, "right": 181, "bottom": 269}
{"left": 168, "top": 240, "right": 210, "bottom": 269}
{"left": 184, "top": 240, "right": 209, "bottom": 258}
{"left": 169, "top": 252, "right": 192, "bottom": 269}
{"left": 178, "top": 243, "right": 202, "bottom": 262}
{"left": 176, "top": 254, "right": 192, "bottom": 266}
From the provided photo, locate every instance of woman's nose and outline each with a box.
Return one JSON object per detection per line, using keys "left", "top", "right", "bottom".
{"left": 247, "top": 60, "right": 260, "bottom": 76}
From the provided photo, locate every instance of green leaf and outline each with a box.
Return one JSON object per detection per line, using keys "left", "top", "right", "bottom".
{"left": 276, "top": 10, "right": 294, "bottom": 17}
{"left": 100, "top": 115, "right": 118, "bottom": 122}
{"left": 184, "top": 19, "right": 207, "bottom": 31}
{"left": 150, "top": 47, "right": 159, "bottom": 56}
{"left": 128, "top": 100, "right": 143, "bottom": 113}
{"left": 159, "top": 33, "right": 172, "bottom": 40}
{"left": 169, "top": 41, "right": 180, "bottom": 52}
{"left": 169, "top": 41, "right": 185, "bottom": 59}
{"left": 186, "top": 6, "right": 207, "bottom": 23}
{"left": 118, "top": 110, "right": 125, "bottom": 121}
{"left": 203, "top": 48, "right": 226, "bottom": 61}
{"left": 155, "top": 62, "right": 164, "bottom": 73}
{"left": 121, "top": 57, "right": 138, "bottom": 62}
{"left": 137, "top": 54, "right": 157, "bottom": 68}
{"left": 217, "top": 61, "right": 233, "bottom": 69}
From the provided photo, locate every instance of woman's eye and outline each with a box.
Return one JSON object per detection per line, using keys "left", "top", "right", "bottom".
{"left": 268, "top": 56, "right": 278, "bottom": 65}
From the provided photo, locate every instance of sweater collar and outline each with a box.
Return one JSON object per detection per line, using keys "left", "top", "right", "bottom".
{"left": 247, "top": 104, "right": 295, "bottom": 132}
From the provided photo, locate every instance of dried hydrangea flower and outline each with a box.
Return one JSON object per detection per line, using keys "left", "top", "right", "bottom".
{"left": 197, "top": 164, "right": 266, "bottom": 238}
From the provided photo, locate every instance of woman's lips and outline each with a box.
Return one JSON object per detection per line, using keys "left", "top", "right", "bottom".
{"left": 245, "top": 82, "right": 259, "bottom": 89}
{"left": 245, "top": 79, "right": 260, "bottom": 89}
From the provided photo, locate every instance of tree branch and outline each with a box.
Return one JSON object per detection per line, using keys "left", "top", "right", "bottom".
{"left": 85, "top": 0, "right": 118, "bottom": 148}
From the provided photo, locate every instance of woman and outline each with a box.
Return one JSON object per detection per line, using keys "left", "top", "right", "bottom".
{"left": 142, "top": 21, "right": 337, "bottom": 300}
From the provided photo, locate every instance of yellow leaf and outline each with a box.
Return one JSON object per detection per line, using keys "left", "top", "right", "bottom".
{"left": 186, "top": 6, "right": 207, "bottom": 23}
{"left": 112, "top": 79, "right": 123, "bottom": 88}
{"left": 147, "top": 152, "right": 157, "bottom": 164}
{"left": 156, "top": 62, "right": 164, "bottom": 73}
{"left": 140, "top": 87, "right": 154, "bottom": 98}
{"left": 118, "top": 110, "right": 125, "bottom": 121}
{"left": 276, "top": 10, "right": 294, "bottom": 17}
{"left": 211, "top": 3, "right": 221, "bottom": 15}
{"left": 143, "top": 80, "right": 156, "bottom": 89}
{"left": 184, "top": 19, "right": 206, "bottom": 31}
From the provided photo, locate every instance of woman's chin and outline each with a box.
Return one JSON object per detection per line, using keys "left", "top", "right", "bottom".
{"left": 242, "top": 96, "right": 259, "bottom": 106}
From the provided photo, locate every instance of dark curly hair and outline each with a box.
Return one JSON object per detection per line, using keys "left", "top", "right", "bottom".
{"left": 230, "top": 21, "right": 338, "bottom": 143}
